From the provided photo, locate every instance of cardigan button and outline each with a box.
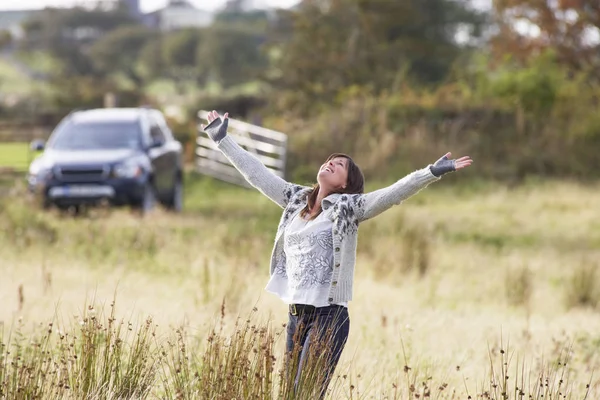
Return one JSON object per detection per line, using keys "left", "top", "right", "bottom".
{"left": 332, "top": 281, "right": 337, "bottom": 285}
{"left": 335, "top": 263, "right": 340, "bottom": 268}
{"left": 335, "top": 247, "right": 340, "bottom": 252}
{"left": 328, "top": 297, "right": 333, "bottom": 302}
{"left": 334, "top": 229, "right": 338, "bottom": 235}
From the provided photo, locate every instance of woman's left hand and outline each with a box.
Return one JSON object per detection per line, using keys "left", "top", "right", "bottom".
{"left": 430, "top": 152, "right": 473, "bottom": 177}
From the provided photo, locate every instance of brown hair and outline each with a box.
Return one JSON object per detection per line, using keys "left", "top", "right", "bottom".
{"left": 300, "top": 153, "right": 365, "bottom": 220}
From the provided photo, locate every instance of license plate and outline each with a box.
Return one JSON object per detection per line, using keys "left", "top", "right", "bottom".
{"left": 49, "top": 185, "right": 115, "bottom": 198}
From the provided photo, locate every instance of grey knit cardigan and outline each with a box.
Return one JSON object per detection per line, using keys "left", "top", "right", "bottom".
{"left": 216, "top": 135, "right": 441, "bottom": 304}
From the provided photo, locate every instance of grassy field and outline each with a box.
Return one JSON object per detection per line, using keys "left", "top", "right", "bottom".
{"left": 1, "top": 174, "right": 600, "bottom": 399}
{"left": 0, "top": 142, "right": 35, "bottom": 172}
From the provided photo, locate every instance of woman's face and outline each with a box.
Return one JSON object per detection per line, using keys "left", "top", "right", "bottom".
{"left": 317, "top": 156, "right": 349, "bottom": 191}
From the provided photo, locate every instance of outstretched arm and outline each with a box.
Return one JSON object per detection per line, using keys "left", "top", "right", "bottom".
{"left": 357, "top": 153, "right": 472, "bottom": 222}
{"left": 201, "top": 111, "right": 304, "bottom": 208}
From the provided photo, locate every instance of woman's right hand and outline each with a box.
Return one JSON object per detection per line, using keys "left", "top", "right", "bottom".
{"left": 201, "top": 110, "right": 230, "bottom": 143}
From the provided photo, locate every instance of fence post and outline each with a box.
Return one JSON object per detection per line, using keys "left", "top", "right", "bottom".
{"left": 104, "top": 92, "right": 118, "bottom": 108}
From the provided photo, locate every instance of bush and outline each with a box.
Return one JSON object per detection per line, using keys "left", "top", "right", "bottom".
{"left": 261, "top": 49, "right": 600, "bottom": 184}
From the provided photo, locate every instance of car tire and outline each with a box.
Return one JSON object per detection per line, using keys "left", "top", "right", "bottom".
{"left": 165, "top": 175, "right": 183, "bottom": 213}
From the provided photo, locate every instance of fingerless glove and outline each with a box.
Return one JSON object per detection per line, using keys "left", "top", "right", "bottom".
{"left": 429, "top": 155, "right": 456, "bottom": 177}
{"left": 203, "top": 117, "right": 228, "bottom": 144}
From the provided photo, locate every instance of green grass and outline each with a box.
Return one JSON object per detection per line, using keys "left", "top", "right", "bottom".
{"left": 0, "top": 142, "right": 37, "bottom": 172}
{"left": 183, "top": 172, "right": 281, "bottom": 235}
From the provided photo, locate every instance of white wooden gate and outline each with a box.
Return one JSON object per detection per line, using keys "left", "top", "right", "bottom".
{"left": 196, "top": 110, "right": 288, "bottom": 187}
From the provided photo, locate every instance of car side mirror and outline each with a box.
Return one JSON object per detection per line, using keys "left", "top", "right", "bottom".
{"left": 30, "top": 139, "right": 45, "bottom": 152}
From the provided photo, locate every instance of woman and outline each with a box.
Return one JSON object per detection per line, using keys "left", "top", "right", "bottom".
{"left": 201, "top": 110, "right": 472, "bottom": 398}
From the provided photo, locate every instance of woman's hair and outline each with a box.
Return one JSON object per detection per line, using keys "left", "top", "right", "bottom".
{"left": 300, "top": 153, "right": 365, "bottom": 220}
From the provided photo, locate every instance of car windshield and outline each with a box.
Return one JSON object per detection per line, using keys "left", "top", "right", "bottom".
{"left": 49, "top": 120, "right": 143, "bottom": 151}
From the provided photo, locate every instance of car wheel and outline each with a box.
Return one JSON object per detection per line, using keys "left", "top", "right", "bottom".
{"left": 166, "top": 176, "right": 183, "bottom": 213}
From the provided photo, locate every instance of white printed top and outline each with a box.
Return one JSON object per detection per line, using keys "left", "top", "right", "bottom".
{"left": 216, "top": 135, "right": 441, "bottom": 304}
{"left": 265, "top": 212, "right": 348, "bottom": 308}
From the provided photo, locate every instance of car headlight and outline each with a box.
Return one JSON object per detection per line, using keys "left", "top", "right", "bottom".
{"left": 28, "top": 163, "right": 53, "bottom": 183}
{"left": 113, "top": 161, "right": 143, "bottom": 178}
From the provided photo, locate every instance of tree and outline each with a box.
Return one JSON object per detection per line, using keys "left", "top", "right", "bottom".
{"left": 138, "top": 40, "right": 164, "bottom": 81}
{"left": 89, "top": 25, "right": 157, "bottom": 88}
{"left": 222, "top": 0, "right": 252, "bottom": 13}
{"left": 20, "top": 7, "right": 137, "bottom": 76}
{"left": 215, "top": 6, "right": 270, "bottom": 30}
{"left": 491, "top": 0, "right": 600, "bottom": 78}
{"left": 197, "top": 25, "right": 269, "bottom": 88}
{"left": 267, "top": 0, "right": 486, "bottom": 111}
{"left": 162, "top": 28, "right": 203, "bottom": 68}
{"left": 158, "top": 29, "right": 206, "bottom": 92}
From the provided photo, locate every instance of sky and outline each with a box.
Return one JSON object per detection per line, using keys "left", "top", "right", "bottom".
{"left": 0, "top": 0, "right": 301, "bottom": 13}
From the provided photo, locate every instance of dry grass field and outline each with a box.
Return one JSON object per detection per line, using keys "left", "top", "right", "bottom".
{"left": 1, "top": 175, "right": 599, "bottom": 399}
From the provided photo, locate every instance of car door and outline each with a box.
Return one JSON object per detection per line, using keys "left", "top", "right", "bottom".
{"left": 147, "top": 116, "right": 169, "bottom": 198}
{"left": 153, "top": 111, "right": 182, "bottom": 186}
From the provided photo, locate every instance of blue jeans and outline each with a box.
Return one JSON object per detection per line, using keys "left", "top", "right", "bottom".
{"left": 285, "top": 305, "right": 350, "bottom": 399}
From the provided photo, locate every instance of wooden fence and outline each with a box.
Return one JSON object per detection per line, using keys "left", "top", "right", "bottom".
{"left": 0, "top": 122, "right": 53, "bottom": 142}
{"left": 195, "top": 110, "right": 288, "bottom": 188}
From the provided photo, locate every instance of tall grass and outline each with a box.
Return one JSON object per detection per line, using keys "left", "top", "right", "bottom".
{"left": 505, "top": 265, "right": 533, "bottom": 309}
{"left": 2, "top": 176, "right": 600, "bottom": 398}
{"left": 0, "top": 299, "right": 592, "bottom": 399}
{"left": 565, "top": 261, "right": 599, "bottom": 310}
{"left": 160, "top": 306, "right": 344, "bottom": 400}
{"left": 0, "top": 299, "right": 159, "bottom": 399}
{"left": 479, "top": 339, "right": 585, "bottom": 400}
{"left": 0, "top": 299, "right": 351, "bottom": 399}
